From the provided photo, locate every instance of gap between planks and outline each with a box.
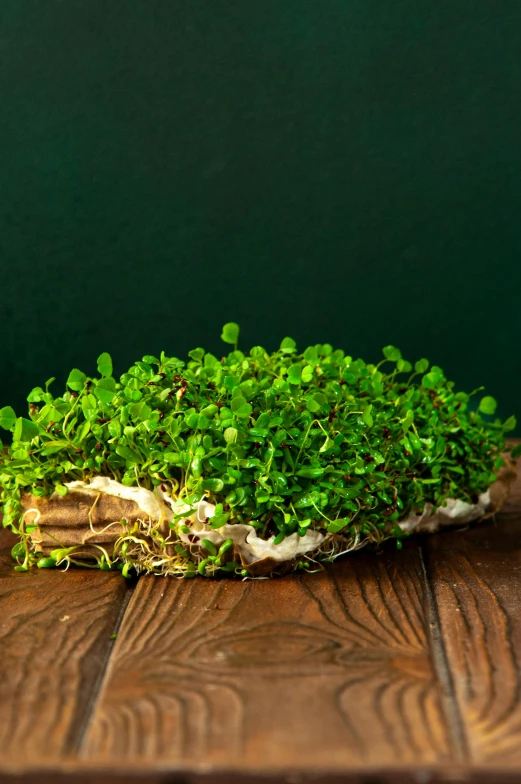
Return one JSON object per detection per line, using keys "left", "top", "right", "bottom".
{"left": 0, "top": 526, "right": 131, "bottom": 766}
{"left": 419, "top": 544, "right": 470, "bottom": 763}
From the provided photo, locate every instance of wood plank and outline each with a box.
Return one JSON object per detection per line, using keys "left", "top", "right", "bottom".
{"left": 0, "top": 527, "right": 17, "bottom": 573}
{"left": 0, "top": 555, "right": 128, "bottom": 765}
{"left": 2, "top": 766, "right": 521, "bottom": 784}
{"left": 425, "top": 466, "right": 521, "bottom": 766}
{"left": 82, "top": 544, "right": 456, "bottom": 770}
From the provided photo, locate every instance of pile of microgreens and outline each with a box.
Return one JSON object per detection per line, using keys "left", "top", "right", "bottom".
{"left": 1, "top": 323, "right": 518, "bottom": 577}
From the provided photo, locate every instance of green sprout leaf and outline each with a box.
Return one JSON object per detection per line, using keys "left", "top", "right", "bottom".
{"left": 362, "top": 404, "right": 373, "bottom": 428}
{"left": 66, "top": 369, "right": 87, "bottom": 392}
{"left": 280, "top": 337, "right": 297, "bottom": 354}
{"left": 301, "top": 365, "right": 313, "bottom": 383}
{"left": 97, "top": 352, "right": 113, "bottom": 378}
{"left": 397, "top": 359, "right": 412, "bottom": 373}
{"left": 479, "top": 396, "right": 497, "bottom": 416}
{"left": 94, "top": 378, "right": 116, "bottom": 406}
{"left": 221, "top": 322, "right": 240, "bottom": 348}
{"left": 231, "top": 397, "right": 252, "bottom": 418}
{"left": 288, "top": 363, "right": 303, "bottom": 385}
{"left": 327, "top": 518, "right": 349, "bottom": 534}
{"left": 201, "top": 478, "right": 225, "bottom": 493}
{"left": 402, "top": 409, "right": 414, "bottom": 433}
{"left": 188, "top": 348, "right": 205, "bottom": 362}
{"left": 415, "top": 358, "right": 429, "bottom": 374}
{"left": 210, "top": 512, "right": 230, "bottom": 529}
{"left": 27, "top": 387, "right": 45, "bottom": 403}
{"left": 0, "top": 406, "right": 17, "bottom": 431}
{"left": 383, "top": 345, "right": 402, "bottom": 362}
{"left": 116, "top": 444, "right": 140, "bottom": 463}
{"left": 224, "top": 426, "right": 238, "bottom": 443}
{"left": 422, "top": 371, "right": 444, "bottom": 390}
{"left": 296, "top": 467, "right": 325, "bottom": 479}
{"left": 13, "top": 417, "right": 39, "bottom": 442}
{"left": 37, "top": 557, "right": 57, "bottom": 569}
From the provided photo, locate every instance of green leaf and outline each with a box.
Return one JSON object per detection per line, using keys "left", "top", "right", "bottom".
{"left": 402, "top": 436, "right": 412, "bottom": 453}
{"left": 129, "top": 401, "right": 152, "bottom": 422}
{"left": 200, "top": 404, "right": 218, "bottom": 418}
{"left": 231, "top": 396, "right": 252, "bottom": 418}
{"left": 78, "top": 421, "right": 92, "bottom": 441}
{"left": 288, "top": 363, "right": 303, "bottom": 385}
{"left": 66, "top": 368, "right": 87, "bottom": 392}
{"left": 303, "top": 346, "right": 318, "bottom": 362}
{"left": 221, "top": 322, "right": 240, "bottom": 347}
{"left": 415, "top": 358, "right": 429, "bottom": 374}
{"left": 201, "top": 478, "right": 225, "bottom": 493}
{"left": 422, "top": 371, "right": 444, "bottom": 390}
{"left": 11, "top": 542, "right": 25, "bottom": 559}
{"left": 327, "top": 518, "right": 349, "bottom": 534}
{"left": 362, "top": 405, "right": 373, "bottom": 428}
{"left": 301, "top": 365, "right": 313, "bottom": 383}
{"left": 479, "top": 396, "right": 497, "bottom": 416}
{"left": 224, "top": 426, "right": 238, "bottom": 444}
{"left": 401, "top": 409, "right": 414, "bottom": 432}
{"left": 161, "top": 452, "right": 180, "bottom": 464}
{"left": 319, "top": 436, "right": 334, "bottom": 452}
{"left": 293, "top": 490, "right": 321, "bottom": 509}
{"left": 115, "top": 444, "right": 140, "bottom": 463}
{"left": 383, "top": 345, "right": 402, "bottom": 362}
{"left": 503, "top": 415, "right": 517, "bottom": 432}
{"left": 94, "top": 377, "right": 117, "bottom": 406}
{"left": 13, "top": 417, "right": 39, "bottom": 442}
{"left": 408, "top": 431, "right": 422, "bottom": 450}
{"left": 54, "top": 484, "right": 68, "bottom": 497}
{"left": 0, "top": 406, "right": 17, "bottom": 431}
{"left": 107, "top": 419, "right": 121, "bottom": 439}
{"left": 188, "top": 348, "right": 205, "bottom": 362}
{"left": 280, "top": 337, "right": 297, "bottom": 354}
{"left": 210, "top": 512, "right": 230, "bottom": 529}
{"left": 305, "top": 393, "right": 326, "bottom": 413}
{"left": 41, "top": 440, "right": 69, "bottom": 455}
{"left": 97, "top": 352, "right": 113, "bottom": 378}
{"left": 37, "top": 557, "right": 57, "bottom": 569}
{"left": 36, "top": 404, "right": 64, "bottom": 426}
{"left": 50, "top": 547, "right": 76, "bottom": 561}
{"left": 305, "top": 396, "right": 320, "bottom": 413}
{"left": 27, "top": 387, "right": 45, "bottom": 403}
{"left": 296, "top": 467, "right": 325, "bottom": 478}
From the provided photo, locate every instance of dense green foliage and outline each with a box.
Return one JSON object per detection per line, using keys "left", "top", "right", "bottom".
{"left": 1, "top": 324, "right": 517, "bottom": 574}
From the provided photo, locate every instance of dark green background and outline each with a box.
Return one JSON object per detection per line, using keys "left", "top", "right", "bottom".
{"left": 1, "top": 0, "right": 520, "bottom": 428}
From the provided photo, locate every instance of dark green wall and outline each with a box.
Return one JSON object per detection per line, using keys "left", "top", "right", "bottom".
{"left": 1, "top": 1, "right": 520, "bottom": 427}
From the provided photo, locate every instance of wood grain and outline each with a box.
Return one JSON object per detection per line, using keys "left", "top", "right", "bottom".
{"left": 425, "top": 465, "right": 521, "bottom": 766}
{"left": 0, "top": 553, "right": 128, "bottom": 765}
{"left": 82, "top": 544, "right": 455, "bottom": 769}
{"left": 0, "top": 526, "right": 17, "bottom": 573}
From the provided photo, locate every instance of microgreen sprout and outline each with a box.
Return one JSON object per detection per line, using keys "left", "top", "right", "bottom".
{"left": 0, "top": 325, "right": 517, "bottom": 576}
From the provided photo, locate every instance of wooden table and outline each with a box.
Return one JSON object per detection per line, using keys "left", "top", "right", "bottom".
{"left": 2, "top": 472, "right": 521, "bottom": 784}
